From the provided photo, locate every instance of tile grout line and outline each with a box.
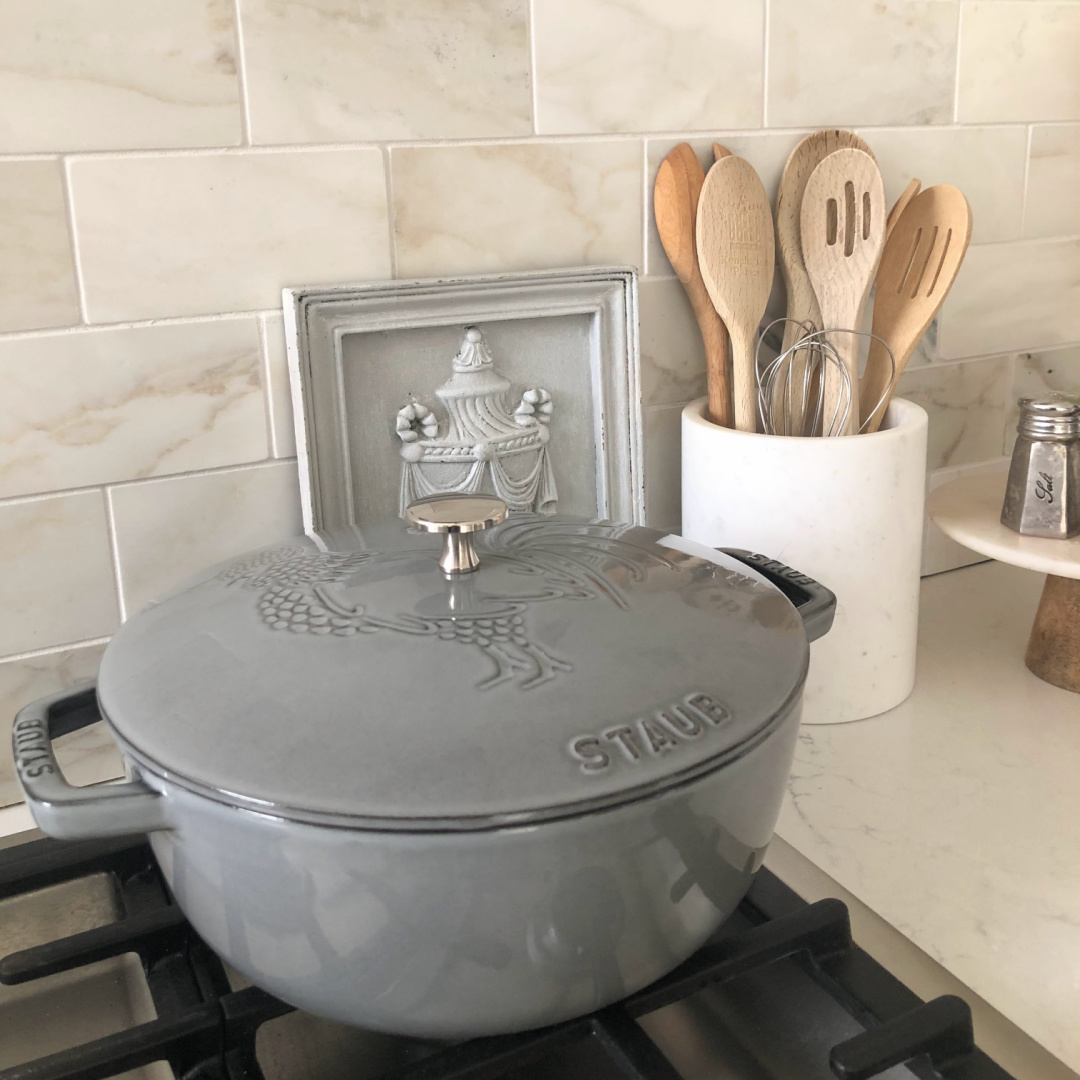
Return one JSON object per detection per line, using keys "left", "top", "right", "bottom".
{"left": 231, "top": 0, "right": 254, "bottom": 146}
{"left": 0, "top": 121, "right": 1066, "bottom": 165}
{"left": 256, "top": 313, "right": 279, "bottom": 456}
{"left": 383, "top": 146, "right": 398, "bottom": 278}
{"left": 1019, "top": 123, "right": 1034, "bottom": 239}
{"left": 761, "top": 0, "right": 771, "bottom": 127}
{"left": 952, "top": 1, "right": 964, "bottom": 124}
{"left": 102, "top": 487, "right": 127, "bottom": 624}
{"left": 59, "top": 156, "right": 90, "bottom": 325}
{"left": 0, "top": 308, "right": 279, "bottom": 342}
{"left": 528, "top": 0, "right": 540, "bottom": 136}
{"left": 0, "top": 636, "right": 114, "bottom": 667}
{"left": 0, "top": 457, "right": 298, "bottom": 510}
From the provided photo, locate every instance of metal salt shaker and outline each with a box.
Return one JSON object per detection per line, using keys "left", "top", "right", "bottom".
{"left": 1001, "top": 396, "right": 1080, "bottom": 539}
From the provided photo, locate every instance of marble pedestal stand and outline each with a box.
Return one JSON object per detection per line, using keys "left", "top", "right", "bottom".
{"left": 928, "top": 471, "right": 1080, "bottom": 693}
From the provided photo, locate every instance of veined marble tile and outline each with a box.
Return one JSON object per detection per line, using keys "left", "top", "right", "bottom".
{"left": 391, "top": 142, "right": 642, "bottom": 278}
{"left": 921, "top": 459, "right": 1006, "bottom": 577}
{"left": 643, "top": 403, "right": 684, "bottom": 533}
{"left": 896, "top": 356, "right": 1011, "bottom": 470}
{"left": 1006, "top": 345, "right": 1080, "bottom": 453}
{"left": 767, "top": 0, "right": 958, "bottom": 127}
{"left": 958, "top": 3, "right": 1080, "bottom": 123}
{"left": 0, "top": 0, "right": 241, "bottom": 152}
{"left": 937, "top": 238, "right": 1080, "bottom": 359}
{"left": 0, "top": 161, "right": 79, "bottom": 332}
{"left": 639, "top": 278, "right": 707, "bottom": 407}
{"left": 0, "top": 492, "right": 118, "bottom": 657}
{"left": 0, "top": 319, "right": 268, "bottom": 499}
{"left": 1024, "top": 125, "right": 1080, "bottom": 239}
{"left": 241, "top": 0, "right": 531, "bottom": 143}
{"left": 70, "top": 150, "right": 390, "bottom": 322}
{"left": 534, "top": 0, "right": 763, "bottom": 134}
{"left": 261, "top": 313, "right": 296, "bottom": 458}
{"left": 0, "top": 642, "right": 115, "bottom": 809}
{"left": 646, "top": 132, "right": 800, "bottom": 277}
{"left": 109, "top": 461, "right": 303, "bottom": 616}
{"left": 856, "top": 126, "right": 1027, "bottom": 243}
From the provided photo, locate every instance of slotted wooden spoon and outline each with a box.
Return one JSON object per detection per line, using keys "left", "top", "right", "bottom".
{"left": 860, "top": 185, "right": 973, "bottom": 433}
{"left": 775, "top": 130, "right": 874, "bottom": 354}
{"left": 696, "top": 156, "right": 775, "bottom": 432}
{"left": 774, "top": 131, "right": 874, "bottom": 426}
{"left": 654, "top": 143, "right": 733, "bottom": 427}
{"left": 800, "top": 148, "right": 886, "bottom": 436}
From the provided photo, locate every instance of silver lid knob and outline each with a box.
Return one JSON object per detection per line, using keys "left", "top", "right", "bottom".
{"left": 404, "top": 494, "right": 508, "bottom": 574}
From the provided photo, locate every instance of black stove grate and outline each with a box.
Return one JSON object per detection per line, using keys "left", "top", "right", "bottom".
{"left": 0, "top": 835, "right": 1014, "bottom": 1080}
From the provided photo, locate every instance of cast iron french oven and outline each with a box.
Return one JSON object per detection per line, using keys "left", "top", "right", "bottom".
{"left": 14, "top": 494, "right": 835, "bottom": 1038}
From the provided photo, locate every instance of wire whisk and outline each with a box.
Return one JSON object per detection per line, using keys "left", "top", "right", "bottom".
{"left": 755, "top": 320, "right": 897, "bottom": 437}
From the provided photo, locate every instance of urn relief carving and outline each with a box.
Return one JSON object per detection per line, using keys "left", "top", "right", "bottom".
{"left": 394, "top": 327, "right": 557, "bottom": 515}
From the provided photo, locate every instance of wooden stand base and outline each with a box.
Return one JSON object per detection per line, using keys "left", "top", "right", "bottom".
{"left": 1026, "top": 574, "right": 1080, "bottom": 693}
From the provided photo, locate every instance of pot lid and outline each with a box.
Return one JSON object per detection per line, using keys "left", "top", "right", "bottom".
{"left": 96, "top": 498, "right": 810, "bottom": 831}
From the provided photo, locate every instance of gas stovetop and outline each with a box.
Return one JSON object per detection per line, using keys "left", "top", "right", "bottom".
{"left": 0, "top": 834, "right": 1012, "bottom": 1080}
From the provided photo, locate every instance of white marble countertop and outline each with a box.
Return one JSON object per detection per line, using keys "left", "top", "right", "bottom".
{"left": 775, "top": 559, "right": 1080, "bottom": 1074}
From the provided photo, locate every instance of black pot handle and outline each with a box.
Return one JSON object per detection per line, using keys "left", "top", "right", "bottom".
{"left": 720, "top": 549, "right": 836, "bottom": 643}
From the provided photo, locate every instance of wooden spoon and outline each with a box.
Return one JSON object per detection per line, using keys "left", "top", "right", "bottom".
{"left": 654, "top": 144, "right": 733, "bottom": 428}
{"left": 860, "top": 185, "right": 973, "bottom": 433}
{"left": 886, "top": 177, "right": 921, "bottom": 241}
{"left": 800, "top": 148, "right": 886, "bottom": 436}
{"left": 712, "top": 143, "right": 731, "bottom": 164}
{"left": 696, "top": 156, "right": 775, "bottom": 433}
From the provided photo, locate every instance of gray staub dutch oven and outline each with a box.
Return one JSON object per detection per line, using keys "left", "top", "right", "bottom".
{"left": 14, "top": 495, "right": 834, "bottom": 1038}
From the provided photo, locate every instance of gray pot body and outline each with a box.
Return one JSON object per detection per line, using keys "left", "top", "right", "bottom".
{"left": 138, "top": 696, "right": 799, "bottom": 1038}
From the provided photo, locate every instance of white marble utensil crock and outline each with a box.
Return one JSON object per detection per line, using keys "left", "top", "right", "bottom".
{"left": 681, "top": 397, "right": 928, "bottom": 724}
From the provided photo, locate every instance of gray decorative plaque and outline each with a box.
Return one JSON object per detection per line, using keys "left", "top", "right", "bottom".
{"left": 283, "top": 267, "right": 641, "bottom": 533}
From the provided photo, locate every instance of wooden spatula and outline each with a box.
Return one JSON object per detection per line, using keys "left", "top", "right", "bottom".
{"left": 860, "top": 185, "right": 973, "bottom": 433}
{"left": 886, "top": 177, "right": 921, "bottom": 241}
{"left": 712, "top": 143, "right": 731, "bottom": 164}
{"left": 654, "top": 144, "right": 733, "bottom": 428}
{"left": 696, "top": 156, "right": 775, "bottom": 433}
{"left": 800, "top": 148, "right": 886, "bottom": 436}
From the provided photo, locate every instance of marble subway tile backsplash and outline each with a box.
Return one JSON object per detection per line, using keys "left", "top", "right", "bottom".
{"left": 896, "top": 356, "right": 1012, "bottom": 471}
{"left": 0, "top": 0, "right": 241, "bottom": 153}
{"left": 240, "top": 0, "right": 532, "bottom": 143}
{"left": 0, "top": 161, "right": 80, "bottom": 333}
{"left": 391, "top": 141, "right": 643, "bottom": 278}
{"left": 534, "top": 0, "right": 764, "bottom": 134}
{"left": 857, "top": 126, "right": 1027, "bottom": 244}
{"left": 0, "top": 319, "right": 267, "bottom": 499}
{"left": 958, "top": 2, "right": 1080, "bottom": 124}
{"left": 260, "top": 314, "right": 297, "bottom": 459}
{"left": 0, "top": 492, "right": 118, "bottom": 657}
{"left": 766, "top": 0, "right": 958, "bottom": 127}
{"left": 108, "top": 461, "right": 303, "bottom": 617}
{"left": 1024, "top": 125, "right": 1080, "bottom": 240}
{"left": 938, "top": 238, "right": 1080, "bottom": 360}
{"left": 639, "top": 278, "right": 707, "bottom": 407}
{"left": 643, "top": 404, "right": 685, "bottom": 534}
{"left": 2, "top": 0, "right": 1080, "bottom": 746}
{"left": 70, "top": 149, "right": 390, "bottom": 321}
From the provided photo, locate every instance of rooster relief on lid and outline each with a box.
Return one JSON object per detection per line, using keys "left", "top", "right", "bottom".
{"left": 393, "top": 327, "right": 557, "bottom": 515}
